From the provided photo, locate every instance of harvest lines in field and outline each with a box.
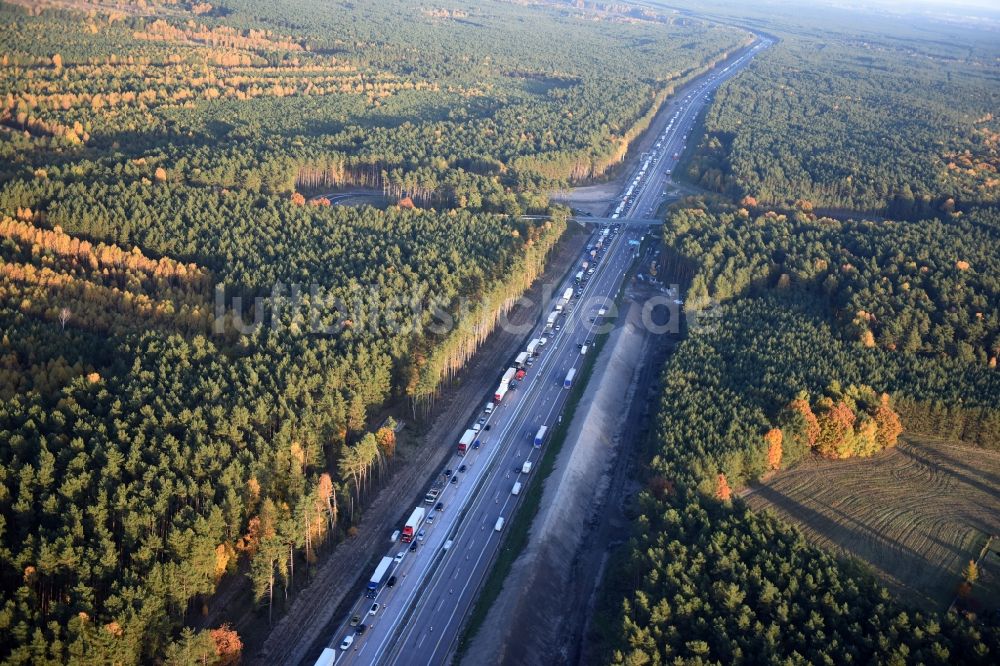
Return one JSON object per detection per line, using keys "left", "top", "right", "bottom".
{"left": 745, "top": 435, "right": 1000, "bottom": 611}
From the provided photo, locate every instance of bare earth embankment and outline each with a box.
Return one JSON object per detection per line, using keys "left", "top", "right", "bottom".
{"left": 462, "top": 299, "right": 650, "bottom": 666}
{"left": 745, "top": 436, "right": 1000, "bottom": 611}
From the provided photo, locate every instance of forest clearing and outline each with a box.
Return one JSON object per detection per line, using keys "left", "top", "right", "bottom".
{"left": 745, "top": 435, "right": 1000, "bottom": 611}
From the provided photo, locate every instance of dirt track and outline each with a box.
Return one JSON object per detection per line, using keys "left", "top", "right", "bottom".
{"left": 246, "top": 225, "right": 589, "bottom": 666}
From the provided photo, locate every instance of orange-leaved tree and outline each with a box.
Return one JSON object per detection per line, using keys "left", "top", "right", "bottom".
{"left": 764, "top": 428, "right": 783, "bottom": 470}
{"left": 815, "top": 397, "right": 857, "bottom": 459}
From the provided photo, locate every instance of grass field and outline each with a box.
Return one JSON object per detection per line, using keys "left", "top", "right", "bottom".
{"left": 745, "top": 435, "right": 1000, "bottom": 612}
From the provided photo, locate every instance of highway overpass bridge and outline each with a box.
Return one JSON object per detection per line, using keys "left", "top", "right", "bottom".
{"left": 522, "top": 215, "right": 662, "bottom": 227}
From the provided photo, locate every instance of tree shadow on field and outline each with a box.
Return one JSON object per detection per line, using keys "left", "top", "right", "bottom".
{"left": 896, "top": 445, "right": 1000, "bottom": 505}
{"left": 905, "top": 440, "right": 1000, "bottom": 491}
{"left": 751, "top": 484, "right": 936, "bottom": 607}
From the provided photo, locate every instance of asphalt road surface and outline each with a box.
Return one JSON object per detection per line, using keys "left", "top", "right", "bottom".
{"left": 311, "top": 35, "right": 770, "bottom": 666}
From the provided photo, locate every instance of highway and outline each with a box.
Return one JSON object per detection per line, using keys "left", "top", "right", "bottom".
{"left": 310, "top": 36, "right": 770, "bottom": 666}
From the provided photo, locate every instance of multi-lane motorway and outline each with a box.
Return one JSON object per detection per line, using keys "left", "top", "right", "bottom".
{"left": 312, "top": 35, "right": 770, "bottom": 666}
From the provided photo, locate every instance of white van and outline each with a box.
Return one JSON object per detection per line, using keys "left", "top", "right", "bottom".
{"left": 485, "top": 402, "right": 495, "bottom": 415}
{"left": 580, "top": 345, "right": 588, "bottom": 356}
{"left": 494, "top": 517, "right": 505, "bottom": 532}
{"left": 511, "top": 482, "right": 522, "bottom": 496}
{"left": 390, "top": 530, "right": 400, "bottom": 543}
{"left": 521, "top": 461, "right": 532, "bottom": 474}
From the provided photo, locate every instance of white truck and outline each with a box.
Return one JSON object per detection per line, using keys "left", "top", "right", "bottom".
{"left": 546, "top": 311, "right": 559, "bottom": 329}
{"left": 401, "top": 507, "right": 426, "bottom": 542}
{"left": 514, "top": 351, "right": 528, "bottom": 368}
{"left": 314, "top": 648, "right": 336, "bottom": 666}
{"left": 562, "top": 287, "right": 574, "bottom": 301}
{"left": 458, "top": 429, "right": 476, "bottom": 455}
{"left": 526, "top": 338, "right": 541, "bottom": 356}
{"left": 511, "top": 482, "right": 522, "bottom": 495}
{"left": 366, "top": 556, "right": 394, "bottom": 598}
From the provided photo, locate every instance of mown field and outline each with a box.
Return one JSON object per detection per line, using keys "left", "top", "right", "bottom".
{"left": 745, "top": 435, "right": 1000, "bottom": 611}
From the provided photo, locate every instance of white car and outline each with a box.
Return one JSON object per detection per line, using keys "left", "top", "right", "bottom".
{"left": 369, "top": 602, "right": 380, "bottom": 616}
{"left": 340, "top": 635, "right": 354, "bottom": 650}
{"left": 394, "top": 551, "right": 405, "bottom": 563}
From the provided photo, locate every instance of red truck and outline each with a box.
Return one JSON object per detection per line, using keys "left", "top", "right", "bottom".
{"left": 401, "top": 507, "right": 426, "bottom": 543}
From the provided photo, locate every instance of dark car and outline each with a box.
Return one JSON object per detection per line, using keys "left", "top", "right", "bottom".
{"left": 458, "top": 464, "right": 467, "bottom": 473}
{"left": 484, "top": 424, "right": 491, "bottom": 431}
{"left": 450, "top": 475, "right": 458, "bottom": 484}
{"left": 435, "top": 502, "right": 444, "bottom": 511}
{"left": 355, "top": 623, "right": 367, "bottom": 635}
{"left": 444, "top": 469, "right": 452, "bottom": 477}
{"left": 387, "top": 576, "right": 397, "bottom": 588}
{"left": 409, "top": 541, "right": 418, "bottom": 552}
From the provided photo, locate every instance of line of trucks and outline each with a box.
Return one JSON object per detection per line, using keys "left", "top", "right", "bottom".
{"left": 491, "top": 337, "right": 542, "bottom": 406}
{"left": 357, "top": 222, "right": 605, "bottom": 645}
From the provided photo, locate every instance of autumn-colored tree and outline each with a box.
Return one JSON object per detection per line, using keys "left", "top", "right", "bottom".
{"left": 238, "top": 516, "right": 261, "bottom": 558}
{"left": 873, "top": 393, "right": 903, "bottom": 449}
{"left": 963, "top": 559, "right": 979, "bottom": 584}
{"left": 853, "top": 417, "right": 880, "bottom": 457}
{"left": 815, "top": 398, "right": 856, "bottom": 459}
{"left": 715, "top": 473, "right": 732, "bottom": 501}
{"left": 210, "top": 625, "right": 243, "bottom": 665}
{"left": 154, "top": 166, "right": 168, "bottom": 182}
{"left": 213, "top": 543, "right": 233, "bottom": 582}
{"left": 764, "top": 428, "right": 782, "bottom": 470}
{"left": 860, "top": 329, "right": 875, "bottom": 348}
{"left": 52, "top": 53, "right": 63, "bottom": 71}
{"left": 291, "top": 192, "right": 306, "bottom": 205}
{"left": 317, "top": 472, "right": 337, "bottom": 532}
{"left": 376, "top": 425, "right": 396, "bottom": 458}
{"left": 788, "top": 396, "right": 820, "bottom": 446}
